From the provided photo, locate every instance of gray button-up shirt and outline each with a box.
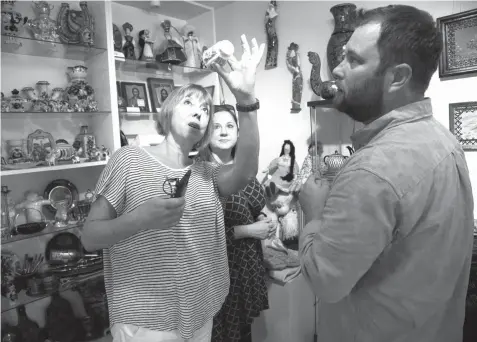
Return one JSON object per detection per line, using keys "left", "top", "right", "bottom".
{"left": 300, "top": 99, "right": 474, "bottom": 342}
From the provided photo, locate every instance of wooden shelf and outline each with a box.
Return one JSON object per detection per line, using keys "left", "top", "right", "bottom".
{"left": 1, "top": 160, "right": 107, "bottom": 177}
{"left": 307, "top": 99, "right": 334, "bottom": 108}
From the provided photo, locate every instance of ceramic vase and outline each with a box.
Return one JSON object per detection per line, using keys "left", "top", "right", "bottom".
{"left": 65, "top": 65, "right": 98, "bottom": 112}
{"left": 326, "top": 3, "right": 356, "bottom": 73}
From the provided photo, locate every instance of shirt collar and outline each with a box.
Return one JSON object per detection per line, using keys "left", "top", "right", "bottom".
{"left": 351, "top": 98, "right": 433, "bottom": 150}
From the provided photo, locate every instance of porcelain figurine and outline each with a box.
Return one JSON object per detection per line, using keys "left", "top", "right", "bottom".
{"left": 1, "top": 0, "right": 27, "bottom": 44}
{"left": 181, "top": 24, "right": 202, "bottom": 68}
{"left": 15, "top": 191, "right": 49, "bottom": 223}
{"left": 56, "top": 2, "right": 94, "bottom": 46}
{"left": 1, "top": 92, "right": 10, "bottom": 112}
{"left": 308, "top": 51, "right": 339, "bottom": 99}
{"left": 122, "top": 22, "right": 135, "bottom": 60}
{"left": 65, "top": 65, "right": 98, "bottom": 112}
{"left": 45, "top": 148, "right": 59, "bottom": 166}
{"left": 6, "top": 139, "right": 27, "bottom": 163}
{"left": 75, "top": 125, "right": 96, "bottom": 158}
{"left": 20, "top": 87, "right": 36, "bottom": 111}
{"left": 49, "top": 87, "right": 64, "bottom": 112}
{"left": 8, "top": 89, "right": 26, "bottom": 112}
{"left": 138, "top": 29, "right": 155, "bottom": 61}
{"left": 113, "top": 23, "right": 124, "bottom": 59}
{"left": 25, "top": 1, "right": 59, "bottom": 42}
{"left": 286, "top": 43, "right": 303, "bottom": 113}
{"left": 100, "top": 145, "right": 110, "bottom": 161}
{"left": 157, "top": 20, "right": 187, "bottom": 65}
{"left": 264, "top": 1, "right": 278, "bottom": 70}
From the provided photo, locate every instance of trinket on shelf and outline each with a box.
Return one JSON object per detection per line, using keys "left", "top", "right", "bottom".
{"left": 308, "top": 51, "right": 339, "bottom": 99}
{"left": 8, "top": 89, "right": 27, "bottom": 112}
{"left": 74, "top": 125, "right": 96, "bottom": 158}
{"left": 122, "top": 22, "right": 135, "bottom": 60}
{"left": 27, "top": 128, "right": 56, "bottom": 162}
{"left": 157, "top": 20, "right": 187, "bottom": 65}
{"left": 6, "top": 139, "right": 27, "bottom": 163}
{"left": 286, "top": 43, "right": 303, "bottom": 113}
{"left": 25, "top": 0, "right": 59, "bottom": 42}
{"left": 1, "top": 0, "right": 28, "bottom": 46}
{"left": 15, "top": 191, "right": 50, "bottom": 223}
{"left": 181, "top": 24, "right": 202, "bottom": 68}
{"left": 113, "top": 23, "right": 125, "bottom": 59}
{"left": 1, "top": 92, "right": 10, "bottom": 112}
{"left": 138, "top": 29, "right": 155, "bottom": 62}
{"left": 264, "top": 1, "right": 278, "bottom": 70}
{"left": 65, "top": 65, "right": 98, "bottom": 112}
{"left": 56, "top": 1, "right": 95, "bottom": 46}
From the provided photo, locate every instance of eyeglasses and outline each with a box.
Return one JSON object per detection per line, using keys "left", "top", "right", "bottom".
{"left": 214, "top": 104, "right": 235, "bottom": 114}
{"left": 162, "top": 177, "right": 180, "bottom": 198}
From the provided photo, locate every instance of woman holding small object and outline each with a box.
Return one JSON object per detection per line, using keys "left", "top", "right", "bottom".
{"left": 82, "top": 35, "right": 265, "bottom": 342}
{"left": 198, "top": 105, "right": 275, "bottom": 342}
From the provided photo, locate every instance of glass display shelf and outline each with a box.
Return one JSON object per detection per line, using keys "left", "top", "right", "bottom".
{"left": 1, "top": 221, "right": 83, "bottom": 245}
{"left": 1, "top": 35, "right": 107, "bottom": 61}
{"left": 115, "top": 57, "right": 215, "bottom": 77}
{"left": 1, "top": 111, "right": 111, "bottom": 118}
{"left": 1, "top": 160, "right": 107, "bottom": 177}
{"left": 1, "top": 269, "right": 103, "bottom": 313}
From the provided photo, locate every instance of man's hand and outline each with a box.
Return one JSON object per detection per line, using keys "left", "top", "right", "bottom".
{"left": 298, "top": 176, "right": 331, "bottom": 224}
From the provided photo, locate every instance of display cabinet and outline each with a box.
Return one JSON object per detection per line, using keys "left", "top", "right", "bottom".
{"left": 1, "top": 1, "right": 219, "bottom": 341}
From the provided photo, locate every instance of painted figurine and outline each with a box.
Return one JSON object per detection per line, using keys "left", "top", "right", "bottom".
{"left": 138, "top": 29, "right": 155, "bottom": 61}
{"left": 181, "top": 24, "right": 202, "bottom": 68}
{"left": 262, "top": 140, "right": 300, "bottom": 193}
{"left": 286, "top": 43, "right": 303, "bottom": 113}
{"left": 264, "top": 1, "right": 278, "bottom": 70}
{"left": 122, "top": 22, "right": 136, "bottom": 60}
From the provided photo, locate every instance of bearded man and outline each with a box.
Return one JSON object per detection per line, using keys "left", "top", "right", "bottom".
{"left": 298, "top": 5, "right": 474, "bottom": 342}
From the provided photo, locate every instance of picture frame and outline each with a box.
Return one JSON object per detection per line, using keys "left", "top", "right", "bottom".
{"left": 120, "top": 82, "right": 150, "bottom": 113}
{"left": 147, "top": 78, "right": 174, "bottom": 112}
{"left": 437, "top": 8, "right": 477, "bottom": 78}
{"left": 449, "top": 101, "right": 477, "bottom": 151}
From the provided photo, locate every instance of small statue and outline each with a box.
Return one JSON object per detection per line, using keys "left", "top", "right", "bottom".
{"left": 100, "top": 145, "right": 110, "bottom": 161}
{"left": 45, "top": 148, "right": 59, "bottom": 166}
{"left": 122, "top": 22, "right": 135, "bottom": 60}
{"left": 138, "top": 29, "right": 155, "bottom": 61}
{"left": 88, "top": 146, "right": 101, "bottom": 161}
{"left": 264, "top": 1, "right": 278, "bottom": 70}
{"left": 286, "top": 42, "right": 303, "bottom": 113}
{"left": 113, "top": 23, "right": 124, "bottom": 59}
{"left": 308, "top": 51, "right": 339, "bottom": 99}
{"left": 72, "top": 155, "right": 80, "bottom": 164}
{"left": 181, "top": 24, "right": 202, "bottom": 68}
{"left": 15, "top": 191, "right": 50, "bottom": 223}
{"left": 156, "top": 20, "right": 187, "bottom": 65}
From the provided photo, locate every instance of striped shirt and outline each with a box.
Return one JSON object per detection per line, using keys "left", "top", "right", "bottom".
{"left": 94, "top": 146, "right": 229, "bottom": 339}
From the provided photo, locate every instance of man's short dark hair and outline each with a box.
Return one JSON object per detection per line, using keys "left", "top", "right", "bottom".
{"left": 357, "top": 5, "right": 442, "bottom": 94}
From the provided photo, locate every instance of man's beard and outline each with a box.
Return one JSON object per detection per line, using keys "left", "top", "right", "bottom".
{"left": 335, "top": 74, "right": 385, "bottom": 123}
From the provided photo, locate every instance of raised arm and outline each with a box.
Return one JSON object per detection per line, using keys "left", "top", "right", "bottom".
{"left": 212, "top": 35, "right": 265, "bottom": 197}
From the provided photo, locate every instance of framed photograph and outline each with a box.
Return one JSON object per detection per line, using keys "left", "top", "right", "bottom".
{"left": 437, "top": 9, "right": 477, "bottom": 78}
{"left": 449, "top": 101, "right": 477, "bottom": 151}
{"left": 120, "top": 82, "right": 150, "bottom": 113}
{"left": 147, "top": 78, "right": 174, "bottom": 112}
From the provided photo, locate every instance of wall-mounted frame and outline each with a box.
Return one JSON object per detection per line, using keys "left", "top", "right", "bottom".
{"left": 147, "top": 78, "right": 174, "bottom": 112}
{"left": 449, "top": 101, "right": 477, "bottom": 151}
{"left": 437, "top": 8, "right": 477, "bottom": 78}
{"left": 120, "top": 81, "right": 150, "bottom": 113}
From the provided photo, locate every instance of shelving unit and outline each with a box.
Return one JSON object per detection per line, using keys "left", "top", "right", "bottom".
{"left": 1, "top": 222, "right": 83, "bottom": 245}
{"left": 1, "top": 160, "right": 107, "bottom": 176}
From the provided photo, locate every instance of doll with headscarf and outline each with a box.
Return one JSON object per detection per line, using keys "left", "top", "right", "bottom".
{"left": 181, "top": 24, "right": 202, "bottom": 68}
{"left": 262, "top": 140, "right": 300, "bottom": 192}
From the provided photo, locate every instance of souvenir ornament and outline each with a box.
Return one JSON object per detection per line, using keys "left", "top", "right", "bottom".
{"left": 286, "top": 42, "right": 303, "bottom": 113}
{"left": 264, "top": 1, "right": 278, "bottom": 70}
{"left": 308, "top": 51, "right": 339, "bottom": 99}
{"left": 156, "top": 20, "right": 187, "bottom": 65}
{"left": 25, "top": 1, "right": 59, "bottom": 42}
{"left": 57, "top": 1, "right": 94, "bottom": 46}
{"left": 1, "top": 0, "right": 27, "bottom": 46}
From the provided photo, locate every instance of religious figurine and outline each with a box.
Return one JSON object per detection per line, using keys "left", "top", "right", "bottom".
{"left": 138, "top": 29, "right": 155, "bottom": 61}
{"left": 181, "top": 24, "right": 202, "bottom": 68}
{"left": 113, "top": 23, "right": 125, "bottom": 59}
{"left": 264, "top": 1, "right": 278, "bottom": 70}
{"left": 122, "top": 22, "right": 135, "bottom": 60}
{"left": 286, "top": 42, "right": 303, "bottom": 113}
{"left": 56, "top": 2, "right": 94, "bottom": 46}
{"left": 156, "top": 20, "right": 187, "bottom": 65}
{"left": 25, "top": 1, "right": 59, "bottom": 42}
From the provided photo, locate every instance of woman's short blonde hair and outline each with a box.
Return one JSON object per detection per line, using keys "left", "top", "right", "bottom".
{"left": 156, "top": 84, "right": 214, "bottom": 149}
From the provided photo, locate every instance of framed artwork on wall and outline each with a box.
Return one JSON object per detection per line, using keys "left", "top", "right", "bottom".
{"left": 147, "top": 78, "right": 174, "bottom": 112}
{"left": 120, "top": 82, "right": 150, "bottom": 113}
{"left": 437, "top": 8, "right": 477, "bottom": 78}
{"left": 449, "top": 101, "right": 477, "bottom": 151}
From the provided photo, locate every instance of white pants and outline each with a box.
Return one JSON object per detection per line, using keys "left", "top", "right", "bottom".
{"left": 110, "top": 320, "right": 212, "bottom": 342}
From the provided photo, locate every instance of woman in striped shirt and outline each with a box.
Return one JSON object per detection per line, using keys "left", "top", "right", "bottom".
{"left": 82, "top": 35, "right": 265, "bottom": 342}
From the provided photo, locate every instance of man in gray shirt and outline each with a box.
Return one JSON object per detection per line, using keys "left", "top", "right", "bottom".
{"left": 298, "top": 5, "right": 474, "bottom": 342}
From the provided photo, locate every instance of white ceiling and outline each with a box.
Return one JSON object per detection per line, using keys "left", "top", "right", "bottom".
{"left": 196, "top": 1, "right": 235, "bottom": 9}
